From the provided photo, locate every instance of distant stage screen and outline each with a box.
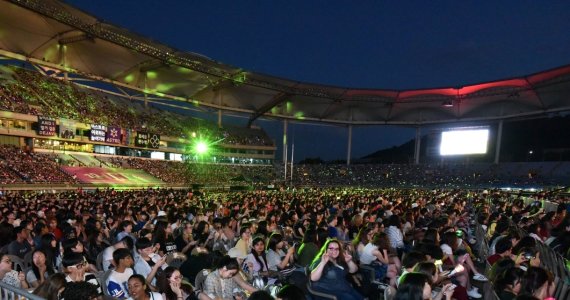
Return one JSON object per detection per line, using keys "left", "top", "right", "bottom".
{"left": 440, "top": 128, "right": 489, "bottom": 155}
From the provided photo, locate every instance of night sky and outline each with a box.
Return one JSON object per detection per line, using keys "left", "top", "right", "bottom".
{"left": 67, "top": 0, "right": 570, "bottom": 161}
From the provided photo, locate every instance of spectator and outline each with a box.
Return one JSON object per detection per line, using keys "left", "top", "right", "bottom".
{"left": 61, "top": 281, "right": 101, "bottom": 300}
{"left": 62, "top": 252, "right": 102, "bottom": 296}
{"left": 494, "top": 267, "right": 524, "bottom": 300}
{"left": 487, "top": 236, "right": 514, "bottom": 266}
{"left": 157, "top": 266, "right": 193, "bottom": 300}
{"left": 134, "top": 237, "right": 167, "bottom": 288}
{"left": 520, "top": 267, "right": 555, "bottom": 300}
{"left": 275, "top": 284, "right": 305, "bottom": 300}
{"left": 265, "top": 233, "right": 295, "bottom": 272}
{"left": 296, "top": 229, "right": 318, "bottom": 267}
{"left": 309, "top": 239, "right": 363, "bottom": 300}
{"left": 7, "top": 225, "right": 32, "bottom": 259}
{"left": 202, "top": 256, "right": 256, "bottom": 300}
{"left": 394, "top": 272, "right": 435, "bottom": 300}
{"left": 27, "top": 249, "right": 56, "bottom": 288}
{"left": 101, "top": 236, "right": 134, "bottom": 271}
{"left": 32, "top": 273, "right": 66, "bottom": 300}
{"left": 0, "top": 252, "right": 29, "bottom": 289}
{"left": 127, "top": 274, "right": 164, "bottom": 300}
{"left": 106, "top": 248, "right": 135, "bottom": 299}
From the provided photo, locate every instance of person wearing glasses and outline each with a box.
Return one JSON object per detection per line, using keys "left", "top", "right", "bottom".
{"left": 0, "top": 252, "right": 29, "bottom": 289}
{"left": 62, "top": 252, "right": 103, "bottom": 296}
{"left": 309, "top": 239, "right": 363, "bottom": 300}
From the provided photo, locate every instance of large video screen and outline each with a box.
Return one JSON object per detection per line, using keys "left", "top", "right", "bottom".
{"left": 440, "top": 128, "right": 489, "bottom": 155}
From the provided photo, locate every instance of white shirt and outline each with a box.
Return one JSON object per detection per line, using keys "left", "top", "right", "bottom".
{"left": 359, "top": 243, "right": 379, "bottom": 265}
{"left": 386, "top": 226, "right": 404, "bottom": 248}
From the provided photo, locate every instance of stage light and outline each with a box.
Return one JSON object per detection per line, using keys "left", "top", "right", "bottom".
{"left": 195, "top": 141, "right": 208, "bottom": 154}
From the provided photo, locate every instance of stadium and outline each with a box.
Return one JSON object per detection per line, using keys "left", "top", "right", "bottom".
{"left": 0, "top": 1, "right": 569, "bottom": 300}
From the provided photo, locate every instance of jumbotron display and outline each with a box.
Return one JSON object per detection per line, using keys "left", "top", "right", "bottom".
{"left": 440, "top": 128, "right": 489, "bottom": 155}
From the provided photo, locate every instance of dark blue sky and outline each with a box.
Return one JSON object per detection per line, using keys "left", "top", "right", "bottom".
{"left": 68, "top": 0, "right": 570, "bottom": 161}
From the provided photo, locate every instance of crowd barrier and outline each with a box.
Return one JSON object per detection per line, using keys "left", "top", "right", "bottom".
{"left": 0, "top": 281, "right": 44, "bottom": 300}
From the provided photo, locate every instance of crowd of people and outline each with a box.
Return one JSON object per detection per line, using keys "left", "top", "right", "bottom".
{"left": 289, "top": 163, "right": 569, "bottom": 188}
{"left": 0, "top": 145, "right": 78, "bottom": 184}
{"left": 0, "top": 187, "right": 566, "bottom": 300}
{"left": 0, "top": 65, "right": 274, "bottom": 147}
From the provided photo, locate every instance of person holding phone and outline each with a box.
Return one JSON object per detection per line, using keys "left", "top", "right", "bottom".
{"left": 0, "top": 252, "right": 29, "bottom": 289}
{"left": 310, "top": 239, "right": 363, "bottom": 300}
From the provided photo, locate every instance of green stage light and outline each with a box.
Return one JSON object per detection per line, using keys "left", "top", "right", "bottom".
{"left": 195, "top": 141, "right": 208, "bottom": 154}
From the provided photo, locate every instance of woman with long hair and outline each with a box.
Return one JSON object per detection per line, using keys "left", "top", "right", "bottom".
{"left": 244, "top": 236, "right": 270, "bottom": 277}
{"left": 154, "top": 220, "right": 176, "bottom": 256}
{"left": 413, "top": 262, "right": 456, "bottom": 300}
{"left": 353, "top": 226, "right": 375, "bottom": 259}
{"left": 359, "top": 232, "right": 399, "bottom": 286}
{"left": 127, "top": 274, "right": 163, "bottom": 300}
{"left": 26, "top": 249, "right": 55, "bottom": 288}
{"left": 86, "top": 229, "right": 110, "bottom": 264}
{"left": 296, "top": 229, "right": 319, "bottom": 267}
{"left": 494, "top": 267, "right": 524, "bottom": 300}
{"left": 193, "top": 220, "right": 210, "bottom": 247}
{"left": 309, "top": 239, "right": 363, "bottom": 300}
{"left": 520, "top": 267, "right": 555, "bottom": 300}
{"left": 265, "top": 232, "right": 295, "bottom": 271}
{"left": 32, "top": 273, "right": 66, "bottom": 300}
{"left": 394, "top": 273, "right": 435, "bottom": 300}
{"left": 440, "top": 230, "right": 486, "bottom": 298}
{"left": 157, "top": 266, "right": 192, "bottom": 300}
{"left": 38, "top": 233, "right": 61, "bottom": 270}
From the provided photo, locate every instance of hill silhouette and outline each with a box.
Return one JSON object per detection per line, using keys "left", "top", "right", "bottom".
{"left": 358, "top": 116, "right": 570, "bottom": 163}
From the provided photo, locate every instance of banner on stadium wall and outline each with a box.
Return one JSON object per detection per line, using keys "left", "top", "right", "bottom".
{"left": 62, "top": 167, "right": 163, "bottom": 185}
{"left": 37, "top": 116, "right": 56, "bottom": 136}
{"left": 90, "top": 124, "right": 107, "bottom": 142}
{"left": 105, "top": 126, "right": 122, "bottom": 144}
{"left": 135, "top": 132, "right": 160, "bottom": 149}
{"left": 59, "top": 118, "right": 75, "bottom": 139}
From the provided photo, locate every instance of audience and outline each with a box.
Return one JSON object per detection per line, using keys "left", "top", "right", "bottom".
{"left": 0, "top": 183, "right": 565, "bottom": 300}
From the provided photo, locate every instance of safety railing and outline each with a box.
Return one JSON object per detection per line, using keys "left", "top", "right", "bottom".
{"left": 0, "top": 281, "right": 44, "bottom": 300}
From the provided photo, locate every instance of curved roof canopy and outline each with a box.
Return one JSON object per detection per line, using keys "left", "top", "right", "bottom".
{"left": 2, "top": 0, "right": 570, "bottom": 126}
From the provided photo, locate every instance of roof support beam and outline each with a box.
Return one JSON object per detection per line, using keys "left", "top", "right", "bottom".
{"left": 189, "top": 71, "right": 246, "bottom": 100}
{"left": 58, "top": 33, "right": 93, "bottom": 45}
{"left": 247, "top": 92, "right": 291, "bottom": 127}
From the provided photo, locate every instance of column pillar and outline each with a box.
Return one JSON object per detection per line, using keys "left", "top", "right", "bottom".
{"left": 414, "top": 127, "right": 421, "bottom": 164}
{"left": 494, "top": 120, "right": 503, "bottom": 164}
{"left": 346, "top": 125, "right": 353, "bottom": 166}
{"left": 283, "top": 119, "right": 288, "bottom": 181}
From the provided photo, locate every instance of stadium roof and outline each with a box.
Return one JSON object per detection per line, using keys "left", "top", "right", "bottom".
{"left": 2, "top": 0, "right": 570, "bottom": 126}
